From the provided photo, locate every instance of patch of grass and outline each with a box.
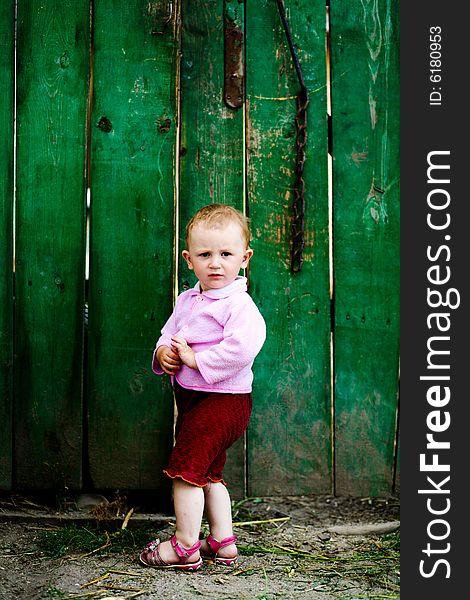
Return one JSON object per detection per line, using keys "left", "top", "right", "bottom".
{"left": 231, "top": 497, "right": 264, "bottom": 521}
{"left": 238, "top": 544, "right": 347, "bottom": 560}
{"left": 237, "top": 531, "right": 400, "bottom": 595}
{"left": 378, "top": 530, "right": 400, "bottom": 551}
{"left": 36, "top": 524, "right": 165, "bottom": 559}
{"left": 230, "top": 497, "right": 290, "bottom": 534}
{"left": 350, "top": 531, "right": 400, "bottom": 563}
{"left": 46, "top": 587, "right": 66, "bottom": 598}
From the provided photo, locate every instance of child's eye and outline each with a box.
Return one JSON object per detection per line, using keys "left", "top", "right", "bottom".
{"left": 221, "top": 252, "right": 232, "bottom": 257}
{"left": 199, "top": 252, "right": 210, "bottom": 257}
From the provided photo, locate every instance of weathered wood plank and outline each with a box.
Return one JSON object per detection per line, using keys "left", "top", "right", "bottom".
{"left": 87, "top": 0, "right": 177, "bottom": 490}
{"left": 246, "top": 0, "right": 331, "bottom": 495}
{"left": 0, "top": 3, "right": 14, "bottom": 490}
{"left": 178, "top": 0, "right": 246, "bottom": 498}
{"left": 14, "top": 0, "right": 89, "bottom": 489}
{"left": 330, "top": 0, "right": 400, "bottom": 495}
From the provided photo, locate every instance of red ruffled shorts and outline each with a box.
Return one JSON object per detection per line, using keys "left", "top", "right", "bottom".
{"left": 163, "top": 380, "right": 252, "bottom": 487}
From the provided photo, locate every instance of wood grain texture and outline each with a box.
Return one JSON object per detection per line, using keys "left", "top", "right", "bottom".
{"left": 87, "top": 0, "right": 177, "bottom": 490}
{"left": 0, "top": 3, "right": 14, "bottom": 489}
{"left": 178, "top": 0, "right": 246, "bottom": 498}
{"left": 330, "top": 0, "right": 400, "bottom": 495}
{"left": 14, "top": 0, "right": 89, "bottom": 489}
{"left": 246, "top": 0, "right": 332, "bottom": 495}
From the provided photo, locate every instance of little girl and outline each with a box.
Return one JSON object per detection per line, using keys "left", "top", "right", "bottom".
{"left": 140, "top": 204, "right": 266, "bottom": 571}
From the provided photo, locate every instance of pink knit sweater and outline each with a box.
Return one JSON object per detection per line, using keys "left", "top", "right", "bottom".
{"left": 152, "top": 277, "right": 266, "bottom": 393}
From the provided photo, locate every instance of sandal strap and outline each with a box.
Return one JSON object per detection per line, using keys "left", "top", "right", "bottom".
{"left": 141, "top": 539, "right": 168, "bottom": 566}
{"left": 170, "top": 535, "right": 202, "bottom": 559}
{"left": 206, "top": 534, "right": 237, "bottom": 553}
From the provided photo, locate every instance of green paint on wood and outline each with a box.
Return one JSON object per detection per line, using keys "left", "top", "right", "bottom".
{"left": 14, "top": 0, "right": 89, "bottom": 489}
{"left": 330, "top": 0, "right": 400, "bottom": 495}
{"left": 88, "top": 0, "right": 177, "bottom": 490}
{"left": 0, "top": 3, "right": 14, "bottom": 490}
{"left": 5, "top": 0, "right": 400, "bottom": 498}
{"left": 246, "top": 0, "right": 332, "bottom": 495}
{"left": 177, "top": 0, "right": 246, "bottom": 498}
{"left": 178, "top": 0, "right": 245, "bottom": 269}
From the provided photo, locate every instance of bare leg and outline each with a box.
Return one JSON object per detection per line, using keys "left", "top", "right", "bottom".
{"left": 201, "top": 482, "right": 237, "bottom": 558}
{"left": 156, "top": 478, "right": 204, "bottom": 563}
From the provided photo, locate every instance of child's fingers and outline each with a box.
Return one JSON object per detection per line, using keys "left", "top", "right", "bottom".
{"left": 162, "top": 361, "right": 180, "bottom": 373}
{"left": 165, "top": 353, "right": 180, "bottom": 364}
{"left": 165, "top": 355, "right": 180, "bottom": 366}
{"left": 162, "top": 346, "right": 182, "bottom": 363}
{"left": 157, "top": 347, "right": 182, "bottom": 374}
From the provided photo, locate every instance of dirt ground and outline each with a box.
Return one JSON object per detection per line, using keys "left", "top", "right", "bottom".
{"left": 0, "top": 493, "right": 400, "bottom": 600}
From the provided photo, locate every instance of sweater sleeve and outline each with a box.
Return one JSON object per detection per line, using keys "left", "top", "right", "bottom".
{"left": 194, "top": 300, "right": 266, "bottom": 385}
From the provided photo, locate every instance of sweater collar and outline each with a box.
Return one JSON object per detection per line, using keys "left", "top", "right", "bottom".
{"left": 190, "top": 276, "right": 247, "bottom": 299}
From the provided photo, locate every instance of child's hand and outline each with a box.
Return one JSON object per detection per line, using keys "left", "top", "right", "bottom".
{"left": 171, "top": 335, "right": 198, "bottom": 370}
{"left": 156, "top": 345, "right": 182, "bottom": 375}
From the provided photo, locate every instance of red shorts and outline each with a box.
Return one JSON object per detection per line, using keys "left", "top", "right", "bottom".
{"left": 163, "top": 381, "right": 252, "bottom": 487}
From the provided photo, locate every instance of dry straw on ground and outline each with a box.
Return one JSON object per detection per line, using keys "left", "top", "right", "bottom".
{"left": 0, "top": 493, "right": 400, "bottom": 599}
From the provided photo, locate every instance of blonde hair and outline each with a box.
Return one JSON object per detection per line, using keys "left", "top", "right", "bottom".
{"left": 185, "top": 204, "right": 251, "bottom": 249}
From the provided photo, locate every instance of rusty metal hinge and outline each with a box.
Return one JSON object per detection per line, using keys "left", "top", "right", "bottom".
{"left": 224, "top": 1, "right": 244, "bottom": 109}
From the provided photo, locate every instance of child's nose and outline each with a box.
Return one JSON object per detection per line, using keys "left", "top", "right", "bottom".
{"left": 209, "top": 256, "right": 221, "bottom": 268}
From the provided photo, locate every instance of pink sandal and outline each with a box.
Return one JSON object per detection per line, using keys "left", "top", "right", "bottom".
{"left": 139, "top": 535, "right": 202, "bottom": 571}
{"left": 201, "top": 534, "right": 238, "bottom": 566}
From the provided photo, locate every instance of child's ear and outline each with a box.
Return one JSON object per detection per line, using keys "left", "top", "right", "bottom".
{"left": 182, "top": 249, "right": 193, "bottom": 270}
{"left": 241, "top": 248, "right": 253, "bottom": 268}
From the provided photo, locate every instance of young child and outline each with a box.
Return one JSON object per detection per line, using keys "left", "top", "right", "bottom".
{"left": 140, "top": 204, "right": 266, "bottom": 571}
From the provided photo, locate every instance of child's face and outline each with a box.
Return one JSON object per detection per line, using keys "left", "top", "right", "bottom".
{"left": 182, "top": 222, "right": 253, "bottom": 291}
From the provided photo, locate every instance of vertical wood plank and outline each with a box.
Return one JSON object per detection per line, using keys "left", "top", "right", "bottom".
{"left": 14, "top": 0, "right": 89, "bottom": 489}
{"left": 88, "top": 0, "right": 177, "bottom": 490}
{"left": 178, "top": 0, "right": 246, "bottom": 498}
{"left": 246, "top": 0, "right": 331, "bottom": 495}
{"left": 330, "top": 0, "right": 400, "bottom": 495}
{"left": 0, "top": 3, "right": 14, "bottom": 490}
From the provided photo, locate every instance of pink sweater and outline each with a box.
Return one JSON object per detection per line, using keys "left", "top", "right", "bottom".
{"left": 152, "top": 277, "right": 266, "bottom": 393}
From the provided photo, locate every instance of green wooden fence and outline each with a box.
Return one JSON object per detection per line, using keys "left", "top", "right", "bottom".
{"left": 0, "top": 0, "right": 399, "bottom": 499}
